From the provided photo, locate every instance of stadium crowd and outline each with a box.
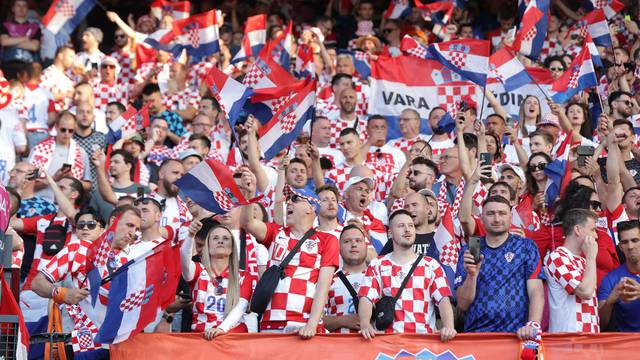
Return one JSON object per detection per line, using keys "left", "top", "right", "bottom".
{"left": 1, "top": 0, "right": 640, "bottom": 359}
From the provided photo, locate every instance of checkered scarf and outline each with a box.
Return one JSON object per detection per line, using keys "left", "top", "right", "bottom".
{"left": 66, "top": 304, "right": 101, "bottom": 353}
{"left": 437, "top": 178, "right": 465, "bottom": 218}
{"left": 31, "top": 137, "right": 84, "bottom": 179}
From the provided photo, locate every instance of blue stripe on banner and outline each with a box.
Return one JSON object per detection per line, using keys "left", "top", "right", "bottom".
{"left": 55, "top": 0, "right": 97, "bottom": 45}
{"left": 551, "top": 74, "right": 597, "bottom": 103}
{"left": 88, "top": 267, "right": 102, "bottom": 307}
{"left": 263, "top": 106, "right": 314, "bottom": 160}
{"left": 94, "top": 267, "right": 129, "bottom": 344}
{"left": 174, "top": 173, "right": 227, "bottom": 213}
{"left": 27, "top": 316, "right": 49, "bottom": 360}
{"left": 383, "top": 115, "right": 433, "bottom": 141}
{"left": 184, "top": 41, "right": 221, "bottom": 62}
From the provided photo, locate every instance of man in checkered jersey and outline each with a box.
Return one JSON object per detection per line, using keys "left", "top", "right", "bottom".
{"left": 323, "top": 224, "right": 368, "bottom": 333}
{"left": 358, "top": 210, "right": 456, "bottom": 341}
{"left": 240, "top": 191, "right": 339, "bottom": 338}
{"left": 386, "top": 109, "right": 431, "bottom": 155}
{"left": 544, "top": 209, "right": 600, "bottom": 333}
{"left": 90, "top": 56, "right": 129, "bottom": 114}
{"left": 455, "top": 196, "right": 544, "bottom": 339}
{"left": 326, "top": 88, "right": 368, "bottom": 149}
{"left": 316, "top": 74, "right": 355, "bottom": 117}
{"left": 162, "top": 62, "right": 200, "bottom": 121}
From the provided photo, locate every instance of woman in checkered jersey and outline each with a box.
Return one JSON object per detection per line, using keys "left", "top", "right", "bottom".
{"left": 181, "top": 220, "right": 255, "bottom": 339}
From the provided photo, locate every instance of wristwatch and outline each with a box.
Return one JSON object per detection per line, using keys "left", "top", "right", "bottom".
{"left": 162, "top": 313, "right": 174, "bottom": 324}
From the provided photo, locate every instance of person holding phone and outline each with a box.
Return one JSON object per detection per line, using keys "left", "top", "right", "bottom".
{"left": 455, "top": 196, "right": 544, "bottom": 339}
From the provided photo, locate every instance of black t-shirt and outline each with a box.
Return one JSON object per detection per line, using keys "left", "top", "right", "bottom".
{"left": 379, "top": 232, "right": 440, "bottom": 260}
{"left": 597, "top": 157, "right": 640, "bottom": 184}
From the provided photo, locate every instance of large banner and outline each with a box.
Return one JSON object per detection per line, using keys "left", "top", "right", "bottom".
{"left": 111, "top": 333, "right": 640, "bottom": 359}
{"left": 369, "top": 56, "right": 554, "bottom": 139}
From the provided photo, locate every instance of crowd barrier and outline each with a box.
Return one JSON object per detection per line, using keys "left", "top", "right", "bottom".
{"left": 110, "top": 332, "right": 640, "bottom": 359}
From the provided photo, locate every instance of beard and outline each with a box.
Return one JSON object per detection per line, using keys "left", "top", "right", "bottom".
{"left": 163, "top": 178, "right": 179, "bottom": 197}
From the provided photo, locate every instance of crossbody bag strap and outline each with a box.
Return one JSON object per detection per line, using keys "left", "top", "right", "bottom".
{"left": 393, "top": 253, "right": 424, "bottom": 303}
{"left": 336, "top": 270, "right": 359, "bottom": 311}
{"left": 279, "top": 229, "right": 317, "bottom": 271}
{"left": 239, "top": 228, "right": 247, "bottom": 271}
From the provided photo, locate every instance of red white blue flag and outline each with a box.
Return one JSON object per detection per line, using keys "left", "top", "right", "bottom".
{"left": 295, "top": 43, "right": 316, "bottom": 79}
{"left": 244, "top": 79, "right": 308, "bottom": 124}
{"left": 204, "top": 66, "right": 253, "bottom": 128}
{"left": 150, "top": 0, "right": 190, "bottom": 20}
{"left": 585, "top": 0, "right": 624, "bottom": 19}
{"left": 513, "top": 0, "right": 549, "bottom": 61}
{"left": 242, "top": 56, "right": 295, "bottom": 89}
{"left": 427, "top": 39, "right": 491, "bottom": 86}
{"left": 160, "top": 10, "right": 221, "bottom": 61}
{"left": 175, "top": 159, "right": 262, "bottom": 213}
{"left": 232, "top": 14, "right": 267, "bottom": 64}
{"left": 567, "top": 9, "right": 612, "bottom": 47}
{"left": 489, "top": 48, "right": 533, "bottom": 92}
{"left": 384, "top": 0, "right": 411, "bottom": 19}
{"left": 258, "top": 79, "right": 317, "bottom": 160}
{"left": 551, "top": 46, "right": 597, "bottom": 104}
{"left": 400, "top": 35, "right": 430, "bottom": 60}
{"left": 415, "top": 0, "right": 454, "bottom": 24}
{"left": 259, "top": 21, "right": 293, "bottom": 71}
{"left": 42, "top": 0, "right": 96, "bottom": 45}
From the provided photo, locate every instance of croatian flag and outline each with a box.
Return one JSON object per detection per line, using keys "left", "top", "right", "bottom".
{"left": 427, "top": 39, "right": 490, "bottom": 86}
{"left": 551, "top": 46, "right": 597, "bottom": 104}
{"left": 415, "top": 0, "right": 454, "bottom": 24}
{"left": 434, "top": 207, "right": 460, "bottom": 286}
{"left": 0, "top": 269, "right": 29, "bottom": 360}
{"left": 258, "top": 79, "right": 317, "bottom": 160}
{"left": 106, "top": 103, "right": 151, "bottom": 145}
{"left": 94, "top": 240, "right": 180, "bottom": 344}
{"left": 567, "top": 9, "right": 612, "bottom": 47}
{"left": 204, "top": 66, "right": 253, "bottom": 128}
{"left": 584, "top": 33, "right": 603, "bottom": 68}
{"left": 544, "top": 132, "right": 573, "bottom": 208}
{"left": 435, "top": 111, "right": 456, "bottom": 134}
{"left": 513, "top": 0, "right": 549, "bottom": 61}
{"left": 161, "top": 10, "right": 221, "bottom": 61}
{"left": 585, "top": 0, "right": 625, "bottom": 19}
{"left": 244, "top": 79, "right": 308, "bottom": 124}
{"left": 175, "top": 159, "right": 262, "bottom": 213}
{"left": 400, "top": 35, "right": 430, "bottom": 60}
{"left": 150, "top": 0, "right": 190, "bottom": 20}
{"left": 384, "top": 0, "right": 411, "bottom": 19}
{"left": 489, "top": 48, "right": 533, "bottom": 92}
{"left": 295, "top": 43, "right": 316, "bottom": 79}
{"left": 337, "top": 49, "right": 372, "bottom": 80}
{"left": 232, "top": 14, "right": 267, "bottom": 64}
{"left": 85, "top": 213, "right": 121, "bottom": 307}
{"left": 41, "top": 0, "right": 96, "bottom": 45}
{"left": 260, "top": 21, "right": 293, "bottom": 71}
{"left": 135, "top": 28, "right": 177, "bottom": 65}
{"left": 242, "top": 56, "right": 295, "bottom": 89}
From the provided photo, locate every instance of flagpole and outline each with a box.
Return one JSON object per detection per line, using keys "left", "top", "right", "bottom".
{"left": 94, "top": 0, "right": 108, "bottom": 12}
{"left": 478, "top": 85, "right": 487, "bottom": 121}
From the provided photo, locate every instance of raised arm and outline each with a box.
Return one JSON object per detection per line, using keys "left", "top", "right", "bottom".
{"left": 92, "top": 150, "right": 118, "bottom": 205}
{"left": 106, "top": 11, "right": 136, "bottom": 39}
{"left": 549, "top": 101, "right": 582, "bottom": 143}
{"left": 273, "top": 156, "right": 289, "bottom": 226}
{"left": 484, "top": 88, "right": 509, "bottom": 120}
{"left": 459, "top": 161, "right": 484, "bottom": 236}
{"left": 245, "top": 116, "right": 270, "bottom": 193}
{"left": 43, "top": 170, "right": 77, "bottom": 222}
{"left": 181, "top": 220, "right": 201, "bottom": 282}
{"left": 239, "top": 169, "right": 268, "bottom": 242}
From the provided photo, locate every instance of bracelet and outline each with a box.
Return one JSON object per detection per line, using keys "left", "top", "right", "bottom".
{"left": 526, "top": 321, "right": 541, "bottom": 329}
{"left": 53, "top": 287, "right": 68, "bottom": 304}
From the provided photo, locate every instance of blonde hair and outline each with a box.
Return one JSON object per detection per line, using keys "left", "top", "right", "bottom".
{"left": 517, "top": 95, "right": 542, "bottom": 137}
{"left": 200, "top": 224, "right": 239, "bottom": 317}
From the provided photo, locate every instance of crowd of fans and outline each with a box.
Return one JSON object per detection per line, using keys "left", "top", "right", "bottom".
{"left": 1, "top": 0, "right": 640, "bottom": 359}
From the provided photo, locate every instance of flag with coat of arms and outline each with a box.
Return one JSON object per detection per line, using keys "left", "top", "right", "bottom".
{"left": 160, "top": 10, "right": 221, "bottom": 61}
{"left": 427, "top": 39, "right": 490, "bottom": 87}
{"left": 551, "top": 46, "right": 597, "bottom": 104}
{"left": 232, "top": 14, "right": 267, "bottom": 64}
{"left": 41, "top": 0, "right": 97, "bottom": 45}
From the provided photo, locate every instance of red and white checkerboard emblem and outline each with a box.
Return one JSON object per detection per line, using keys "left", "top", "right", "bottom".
{"left": 594, "top": 0, "right": 608, "bottom": 8}
{"left": 437, "top": 85, "right": 476, "bottom": 113}
{"left": 354, "top": 51, "right": 370, "bottom": 62}
{"left": 449, "top": 51, "right": 467, "bottom": 68}
{"left": 568, "top": 65, "right": 580, "bottom": 88}
{"left": 57, "top": 0, "right": 76, "bottom": 17}
{"left": 187, "top": 27, "right": 200, "bottom": 48}
{"left": 119, "top": 285, "right": 154, "bottom": 312}
{"left": 243, "top": 64, "right": 265, "bottom": 88}
{"left": 280, "top": 111, "right": 297, "bottom": 133}
{"left": 523, "top": 26, "right": 537, "bottom": 41}
{"left": 212, "top": 191, "right": 234, "bottom": 211}
{"left": 406, "top": 47, "right": 427, "bottom": 59}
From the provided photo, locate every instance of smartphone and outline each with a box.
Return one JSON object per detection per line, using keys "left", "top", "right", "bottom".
{"left": 576, "top": 145, "right": 595, "bottom": 167}
{"left": 469, "top": 236, "right": 482, "bottom": 264}
{"left": 178, "top": 292, "right": 192, "bottom": 301}
{"left": 27, "top": 169, "right": 39, "bottom": 181}
{"left": 458, "top": 100, "right": 469, "bottom": 113}
{"left": 506, "top": 117, "right": 515, "bottom": 129}
{"left": 61, "top": 164, "right": 72, "bottom": 171}
{"left": 479, "top": 153, "right": 493, "bottom": 183}
{"left": 91, "top": 62, "right": 98, "bottom": 71}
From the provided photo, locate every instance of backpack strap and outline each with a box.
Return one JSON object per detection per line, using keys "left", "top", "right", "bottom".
{"left": 278, "top": 229, "right": 317, "bottom": 277}
{"left": 336, "top": 270, "right": 359, "bottom": 312}
{"left": 393, "top": 253, "right": 424, "bottom": 303}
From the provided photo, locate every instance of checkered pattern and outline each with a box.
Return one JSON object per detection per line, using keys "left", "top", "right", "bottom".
{"left": 57, "top": 0, "right": 75, "bottom": 17}
{"left": 147, "top": 145, "right": 174, "bottom": 166}
{"left": 523, "top": 26, "right": 538, "bottom": 41}
{"left": 111, "top": 50, "right": 136, "bottom": 85}
{"left": 189, "top": 263, "right": 255, "bottom": 331}
{"left": 437, "top": 85, "right": 476, "bottom": 113}
{"left": 449, "top": 51, "right": 468, "bottom": 68}
{"left": 260, "top": 223, "right": 339, "bottom": 325}
{"left": 149, "top": 192, "right": 192, "bottom": 233}
{"left": 325, "top": 270, "right": 366, "bottom": 333}
{"left": 20, "top": 215, "right": 71, "bottom": 290}
{"left": 92, "top": 80, "right": 129, "bottom": 113}
{"left": 187, "top": 62, "right": 215, "bottom": 89}
{"left": 359, "top": 255, "right": 452, "bottom": 334}
{"left": 212, "top": 191, "right": 234, "bottom": 211}
{"left": 540, "top": 37, "right": 562, "bottom": 62}
{"left": 243, "top": 63, "right": 267, "bottom": 88}
{"left": 67, "top": 305, "right": 101, "bottom": 352}
{"left": 436, "top": 179, "right": 466, "bottom": 219}
{"left": 12, "top": 248, "right": 23, "bottom": 269}
{"left": 472, "top": 182, "right": 488, "bottom": 210}
{"left": 406, "top": 47, "right": 427, "bottom": 59}
{"left": 163, "top": 87, "right": 201, "bottom": 112}
{"left": 386, "top": 135, "right": 430, "bottom": 153}
{"left": 41, "top": 237, "right": 93, "bottom": 289}
{"left": 567, "top": 66, "right": 580, "bottom": 89}
{"left": 40, "top": 65, "right": 75, "bottom": 111}
{"left": 327, "top": 116, "right": 368, "bottom": 149}
{"left": 188, "top": 27, "right": 201, "bottom": 48}
{"left": 545, "top": 247, "right": 600, "bottom": 333}
{"left": 152, "top": 110, "right": 187, "bottom": 137}
{"left": 280, "top": 111, "right": 298, "bottom": 133}
{"left": 119, "top": 288, "right": 147, "bottom": 312}
{"left": 134, "top": 62, "right": 171, "bottom": 84}
{"left": 565, "top": 45, "right": 582, "bottom": 60}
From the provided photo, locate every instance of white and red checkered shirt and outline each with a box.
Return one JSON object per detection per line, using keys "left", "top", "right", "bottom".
{"left": 163, "top": 86, "right": 201, "bottom": 113}
{"left": 325, "top": 270, "right": 366, "bottom": 333}
{"left": 40, "top": 237, "right": 92, "bottom": 288}
{"left": 189, "top": 263, "right": 254, "bottom": 332}
{"left": 186, "top": 62, "right": 215, "bottom": 89}
{"left": 358, "top": 254, "right": 452, "bottom": 333}
{"left": 110, "top": 50, "right": 136, "bottom": 86}
{"left": 386, "top": 134, "right": 431, "bottom": 154}
{"left": 539, "top": 36, "right": 562, "bottom": 62}
{"left": 544, "top": 246, "right": 600, "bottom": 333}
{"left": 146, "top": 145, "right": 174, "bottom": 166}
{"left": 326, "top": 164, "right": 395, "bottom": 203}
{"left": 40, "top": 65, "right": 75, "bottom": 112}
{"left": 92, "top": 80, "right": 129, "bottom": 113}
{"left": 326, "top": 115, "right": 368, "bottom": 149}
{"left": 259, "top": 223, "right": 339, "bottom": 329}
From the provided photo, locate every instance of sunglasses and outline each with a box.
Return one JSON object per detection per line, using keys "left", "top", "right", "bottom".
{"left": 590, "top": 200, "right": 602, "bottom": 211}
{"left": 617, "top": 100, "right": 632, "bottom": 106}
{"left": 528, "top": 163, "right": 547, "bottom": 172}
{"left": 59, "top": 127, "right": 74, "bottom": 134}
{"left": 101, "top": 64, "right": 116, "bottom": 69}
{"left": 382, "top": 28, "right": 396, "bottom": 34}
{"left": 77, "top": 221, "right": 98, "bottom": 230}
{"left": 287, "top": 194, "right": 309, "bottom": 204}
{"left": 134, "top": 197, "right": 165, "bottom": 210}
{"left": 549, "top": 67, "right": 564, "bottom": 71}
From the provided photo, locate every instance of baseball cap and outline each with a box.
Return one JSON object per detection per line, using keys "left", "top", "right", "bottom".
{"left": 123, "top": 134, "right": 145, "bottom": 148}
{"left": 179, "top": 149, "right": 203, "bottom": 162}
{"left": 498, "top": 163, "right": 526, "bottom": 183}
{"left": 344, "top": 175, "right": 375, "bottom": 190}
{"left": 536, "top": 114, "right": 561, "bottom": 129}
